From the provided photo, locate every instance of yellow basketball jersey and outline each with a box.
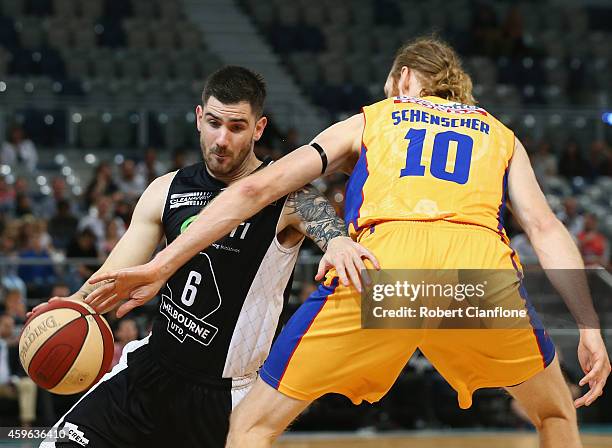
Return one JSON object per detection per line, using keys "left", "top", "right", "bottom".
{"left": 345, "top": 95, "right": 515, "bottom": 240}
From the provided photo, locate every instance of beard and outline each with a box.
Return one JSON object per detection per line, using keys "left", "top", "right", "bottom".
{"left": 201, "top": 137, "right": 253, "bottom": 176}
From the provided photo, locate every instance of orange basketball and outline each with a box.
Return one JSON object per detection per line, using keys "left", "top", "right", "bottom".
{"left": 18, "top": 299, "right": 114, "bottom": 395}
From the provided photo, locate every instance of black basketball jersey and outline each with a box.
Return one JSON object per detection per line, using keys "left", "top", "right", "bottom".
{"left": 150, "top": 161, "right": 302, "bottom": 381}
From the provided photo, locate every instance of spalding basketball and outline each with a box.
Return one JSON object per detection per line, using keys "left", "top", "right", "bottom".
{"left": 19, "top": 299, "right": 114, "bottom": 395}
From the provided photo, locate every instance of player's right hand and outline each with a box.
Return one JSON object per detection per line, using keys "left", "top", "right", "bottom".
{"left": 27, "top": 297, "right": 60, "bottom": 319}
{"left": 26, "top": 294, "right": 82, "bottom": 319}
{"left": 574, "top": 328, "right": 611, "bottom": 408}
{"left": 84, "top": 261, "right": 167, "bottom": 318}
{"left": 315, "top": 236, "right": 380, "bottom": 292}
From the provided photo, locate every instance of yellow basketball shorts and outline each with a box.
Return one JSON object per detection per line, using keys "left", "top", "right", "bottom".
{"left": 260, "top": 221, "right": 555, "bottom": 409}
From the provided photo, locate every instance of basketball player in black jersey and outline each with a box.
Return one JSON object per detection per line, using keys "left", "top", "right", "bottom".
{"left": 35, "top": 66, "right": 377, "bottom": 448}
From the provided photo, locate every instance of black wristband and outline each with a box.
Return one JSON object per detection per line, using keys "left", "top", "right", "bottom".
{"left": 311, "top": 142, "right": 328, "bottom": 175}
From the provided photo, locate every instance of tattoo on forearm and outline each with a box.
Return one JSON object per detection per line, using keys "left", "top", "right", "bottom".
{"left": 287, "top": 185, "right": 347, "bottom": 251}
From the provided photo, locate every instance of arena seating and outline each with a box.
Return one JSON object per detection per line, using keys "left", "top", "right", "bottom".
{"left": 0, "top": 0, "right": 222, "bottom": 150}
{"left": 240, "top": 0, "right": 611, "bottom": 141}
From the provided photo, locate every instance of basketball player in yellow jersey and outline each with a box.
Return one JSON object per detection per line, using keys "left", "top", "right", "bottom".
{"left": 86, "top": 38, "right": 610, "bottom": 448}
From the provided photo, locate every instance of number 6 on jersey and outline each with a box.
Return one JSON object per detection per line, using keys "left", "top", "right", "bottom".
{"left": 181, "top": 271, "right": 202, "bottom": 306}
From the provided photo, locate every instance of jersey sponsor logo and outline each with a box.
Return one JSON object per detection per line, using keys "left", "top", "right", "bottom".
{"left": 180, "top": 215, "right": 198, "bottom": 233}
{"left": 160, "top": 294, "right": 219, "bottom": 345}
{"left": 393, "top": 96, "right": 488, "bottom": 116}
{"left": 211, "top": 243, "right": 240, "bottom": 253}
{"left": 169, "top": 191, "right": 214, "bottom": 209}
{"left": 181, "top": 215, "right": 249, "bottom": 253}
{"left": 63, "top": 422, "right": 89, "bottom": 447}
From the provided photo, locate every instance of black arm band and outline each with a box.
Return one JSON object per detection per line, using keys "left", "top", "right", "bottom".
{"left": 311, "top": 142, "right": 328, "bottom": 175}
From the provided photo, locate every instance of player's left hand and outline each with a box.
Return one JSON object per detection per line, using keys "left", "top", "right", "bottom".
{"left": 84, "top": 261, "right": 168, "bottom": 318}
{"left": 574, "top": 328, "right": 611, "bottom": 408}
{"left": 315, "top": 236, "right": 380, "bottom": 292}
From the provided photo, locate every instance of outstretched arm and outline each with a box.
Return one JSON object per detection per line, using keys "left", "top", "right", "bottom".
{"left": 148, "top": 113, "right": 363, "bottom": 277}
{"left": 86, "top": 114, "right": 364, "bottom": 313}
{"left": 508, "top": 137, "right": 610, "bottom": 407}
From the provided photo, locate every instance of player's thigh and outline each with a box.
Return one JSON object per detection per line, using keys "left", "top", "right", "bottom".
{"left": 229, "top": 378, "right": 310, "bottom": 439}
{"left": 261, "top": 277, "right": 421, "bottom": 404}
{"left": 158, "top": 381, "right": 233, "bottom": 448}
{"left": 421, "top": 327, "right": 555, "bottom": 409}
{"left": 505, "top": 355, "right": 576, "bottom": 428}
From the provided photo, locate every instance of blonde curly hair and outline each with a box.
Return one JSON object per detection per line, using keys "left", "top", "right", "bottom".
{"left": 391, "top": 36, "right": 475, "bottom": 105}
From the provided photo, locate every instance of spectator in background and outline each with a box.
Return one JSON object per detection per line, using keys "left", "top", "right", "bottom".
{"left": 0, "top": 220, "right": 28, "bottom": 301}
{"left": 0, "top": 125, "right": 38, "bottom": 173}
{"left": 49, "top": 283, "right": 70, "bottom": 299}
{"left": 0, "top": 177, "right": 15, "bottom": 214}
{"left": 558, "top": 141, "right": 589, "bottom": 178}
{"left": 115, "top": 159, "right": 146, "bottom": 201}
{"left": 12, "top": 177, "right": 32, "bottom": 217}
{"left": 48, "top": 199, "right": 79, "bottom": 251}
{"left": 111, "top": 318, "right": 139, "bottom": 368}
{"left": 1, "top": 289, "right": 27, "bottom": 327}
{"left": 0, "top": 223, "right": 21, "bottom": 283}
{"left": 588, "top": 140, "right": 612, "bottom": 178}
{"left": 84, "top": 162, "right": 118, "bottom": 209}
{"left": 17, "top": 233, "right": 56, "bottom": 299}
{"left": 65, "top": 228, "right": 100, "bottom": 285}
{"left": 17, "top": 216, "right": 36, "bottom": 251}
{"left": 78, "top": 195, "right": 125, "bottom": 246}
{"left": 558, "top": 197, "right": 584, "bottom": 237}
{"left": 577, "top": 213, "right": 610, "bottom": 267}
{"left": 13, "top": 177, "right": 29, "bottom": 197}
{"left": 531, "top": 140, "right": 557, "bottom": 190}
{"left": 137, "top": 148, "right": 166, "bottom": 185}
{"left": 0, "top": 277, "right": 26, "bottom": 303}
{"left": 0, "top": 313, "right": 19, "bottom": 412}
{"left": 1, "top": 220, "right": 20, "bottom": 254}
{"left": 32, "top": 219, "right": 53, "bottom": 252}
{"left": 168, "top": 148, "right": 189, "bottom": 173}
{"left": 14, "top": 194, "right": 33, "bottom": 218}
{"left": 0, "top": 314, "right": 37, "bottom": 428}
{"left": 101, "top": 220, "right": 122, "bottom": 257}
{"left": 114, "top": 200, "right": 134, "bottom": 227}
{"left": 37, "top": 177, "right": 73, "bottom": 219}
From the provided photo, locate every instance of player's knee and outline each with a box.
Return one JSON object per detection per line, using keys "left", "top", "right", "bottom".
{"left": 228, "top": 408, "right": 282, "bottom": 444}
{"left": 226, "top": 423, "right": 281, "bottom": 447}
{"left": 531, "top": 395, "right": 577, "bottom": 430}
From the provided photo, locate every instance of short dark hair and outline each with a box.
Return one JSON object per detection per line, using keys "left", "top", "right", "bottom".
{"left": 202, "top": 66, "right": 266, "bottom": 117}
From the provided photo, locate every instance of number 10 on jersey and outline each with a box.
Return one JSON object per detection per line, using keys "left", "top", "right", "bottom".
{"left": 399, "top": 129, "right": 473, "bottom": 185}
